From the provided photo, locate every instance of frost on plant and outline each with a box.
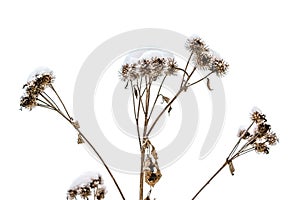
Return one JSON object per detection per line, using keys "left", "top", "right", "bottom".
{"left": 20, "top": 35, "right": 278, "bottom": 200}
{"left": 67, "top": 172, "right": 106, "bottom": 200}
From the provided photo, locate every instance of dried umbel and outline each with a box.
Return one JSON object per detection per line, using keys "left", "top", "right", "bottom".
{"left": 120, "top": 57, "right": 178, "bottom": 81}
{"left": 20, "top": 69, "right": 55, "bottom": 110}
{"left": 67, "top": 173, "right": 106, "bottom": 200}
{"left": 235, "top": 109, "right": 278, "bottom": 156}
{"left": 191, "top": 109, "right": 279, "bottom": 200}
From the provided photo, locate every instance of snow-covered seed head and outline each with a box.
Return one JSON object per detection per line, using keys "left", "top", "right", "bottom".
{"left": 67, "top": 172, "right": 106, "bottom": 200}
{"left": 119, "top": 57, "right": 178, "bottom": 81}
{"left": 20, "top": 68, "right": 55, "bottom": 111}
{"left": 193, "top": 51, "right": 214, "bottom": 70}
{"left": 185, "top": 36, "right": 209, "bottom": 53}
{"left": 251, "top": 108, "right": 267, "bottom": 124}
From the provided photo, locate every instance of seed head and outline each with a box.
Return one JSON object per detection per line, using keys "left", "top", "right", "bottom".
{"left": 185, "top": 36, "right": 209, "bottom": 53}
{"left": 212, "top": 58, "right": 229, "bottom": 77}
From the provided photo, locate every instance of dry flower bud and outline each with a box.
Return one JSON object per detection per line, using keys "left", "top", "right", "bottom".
{"left": 193, "top": 51, "right": 213, "bottom": 70}
{"left": 79, "top": 186, "right": 91, "bottom": 199}
{"left": 237, "top": 128, "right": 251, "bottom": 139}
{"left": 67, "top": 189, "right": 78, "bottom": 200}
{"left": 95, "top": 187, "right": 107, "bottom": 200}
{"left": 253, "top": 142, "right": 269, "bottom": 154}
{"left": 266, "top": 132, "right": 279, "bottom": 146}
{"left": 251, "top": 108, "right": 267, "bottom": 124}
{"left": 212, "top": 58, "right": 229, "bottom": 77}
{"left": 185, "top": 36, "right": 209, "bottom": 53}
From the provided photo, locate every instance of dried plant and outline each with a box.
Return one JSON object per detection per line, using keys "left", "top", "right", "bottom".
{"left": 20, "top": 35, "right": 278, "bottom": 200}
{"left": 67, "top": 172, "right": 107, "bottom": 200}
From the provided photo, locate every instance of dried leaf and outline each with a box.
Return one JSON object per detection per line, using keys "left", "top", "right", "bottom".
{"left": 151, "top": 149, "right": 158, "bottom": 160}
{"left": 206, "top": 78, "right": 213, "bottom": 91}
{"left": 161, "top": 95, "right": 170, "bottom": 104}
{"left": 168, "top": 106, "right": 172, "bottom": 116}
{"left": 228, "top": 160, "right": 235, "bottom": 176}
{"left": 77, "top": 134, "right": 84, "bottom": 144}
{"left": 145, "top": 170, "right": 162, "bottom": 187}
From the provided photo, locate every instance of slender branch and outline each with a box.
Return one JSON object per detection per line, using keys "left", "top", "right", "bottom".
{"left": 131, "top": 81, "right": 142, "bottom": 150}
{"left": 228, "top": 121, "right": 255, "bottom": 159}
{"left": 139, "top": 143, "right": 146, "bottom": 200}
{"left": 180, "top": 52, "right": 193, "bottom": 88}
{"left": 146, "top": 68, "right": 214, "bottom": 137}
{"left": 37, "top": 103, "right": 55, "bottom": 110}
{"left": 191, "top": 161, "right": 228, "bottom": 200}
{"left": 136, "top": 84, "right": 146, "bottom": 115}
{"left": 140, "top": 77, "right": 152, "bottom": 200}
{"left": 146, "top": 88, "right": 182, "bottom": 137}
{"left": 41, "top": 91, "right": 60, "bottom": 111}
{"left": 39, "top": 93, "right": 60, "bottom": 111}
{"left": 50, "top": 84, "right": 72, "bottom": 120}
{"left": 143, "top": 78, "right": 151, "bottom": 136}
{"left": 148, "top": 75, "right": 167, "bottom": 121}
{"left": 40, "top": 91, "right": 126, "bottom": 200}
{"left": 192, "top": 121, "right": 257, "bottom": 199}
{"left": 232, "top": 147, "right": 255, "bottom": 159}
{"left": 37, "top": 98, "right": 53, "bottom": 108}
{"left": 188, "top": 70, "right": 215, "bottom": 88}
{"left": 175, "top": 67, "right": 189, "bottom": 77}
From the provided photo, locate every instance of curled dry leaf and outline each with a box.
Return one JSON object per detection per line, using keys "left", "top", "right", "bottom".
{"left": 168, "top": 106, "right": 172, "bottom": 116}
{"left": 206, "top": 78, "right": 213, "bottom": 91}
{"left": 160, "top": 95, "right": 170, "bottom": 104}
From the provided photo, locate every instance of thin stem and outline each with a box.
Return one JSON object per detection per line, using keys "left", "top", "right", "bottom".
{"left": 41, "top": 91, "right": 60, "bottom": 111}
{"left": 76, "top": 129, "right": 126, "bottom": 200}
{"left": 180, "top": 52, "right": 193, "bottom": 88}
{"left": 137, "top": 84, "right": 146, "bottom": 115}
{"left": 37, "top": 98, "right": 53, "bottom": 108}
{"left": 191, "top": 161, "right": 228, "bottom": 200}
{"left": 131, "top": 81, "right": 142, "bottom": 150}
{"left": 37, "top": 103, "right": 55, "bottom": 110}
{"left": 191, "top": 121, "right": 256, "bottom": 199}
{"left": 232, "top": 147, "right": 255, "bottom": 159}
{"left": 187, "top": 67, "right": 197, "bottom": 82}
{"left": 143, "top": 78, "right": 152, "bottom": 136}
{"left": 146, "top": 89, "right": 182, "bottom": 137}
{"left": 228, "top": 121, "right": 255, "bottom": 159}
{"left": 39, "top": 93, "right": 60, "bottom": 111}
{"left": 139, "top": 143, "right": 146, "bottom": 200}
{"left": 146, "top": 68, "right": 214, "bottom": 137}
{"left": 188, "top": 70, "right": 215, "bottom": 88}
{"left": 175, "top": 67, "right": 189, "bottom": 77}
{"left": 50, "top": 84, "right": 72, "bottom": 120}
{"left": 148, "top": 75, "right": 167, "bottom": 121}
{"left": 39, "top": 92, "right": 126, "bottom": 200}
{"left": 140, "top": 77, "right": 152, "bottom": 200}
{"left": 54, "top": 108, "right": 126, "bottom": 200}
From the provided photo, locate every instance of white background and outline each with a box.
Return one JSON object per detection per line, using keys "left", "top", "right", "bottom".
{"left": 0, "top": 0, "right": 299, "bottom": 199}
